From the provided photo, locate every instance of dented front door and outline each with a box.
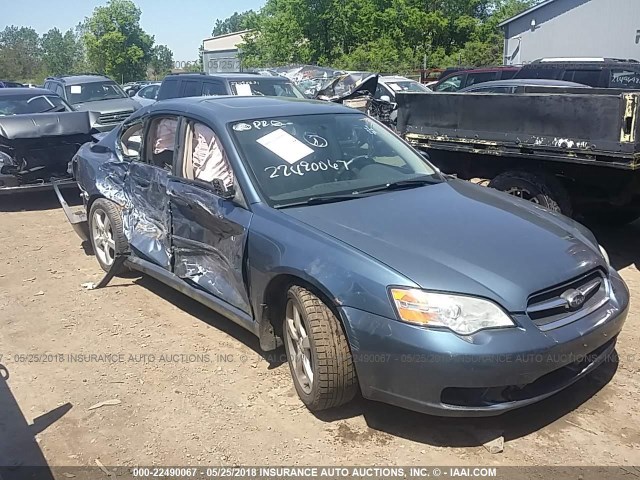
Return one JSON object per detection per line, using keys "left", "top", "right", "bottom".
{"left": 167, "top": 180, "right": 252, "bottom": 315}
{"left": 124, "top": 162, "right": 172, "bottom": 269}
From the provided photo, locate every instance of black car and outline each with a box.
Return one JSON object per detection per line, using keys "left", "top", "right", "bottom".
{"left": 156, "top": 73, "right": 305, "bottom": 101}
{"left": 0, "top": 80, "right": 25, "bottom": 88}
{"left": 0, "top": 88, "right": 97, "bottom": 193}
{"left": 514, "top": 58, "right": 640, "bottom": 90}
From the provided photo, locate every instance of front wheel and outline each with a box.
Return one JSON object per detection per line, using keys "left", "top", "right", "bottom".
{"left": 89, "top": 199, "right": 128, "bottom": 274}
{"left": 283, "top": 286, "right": 358, "bottom": 411}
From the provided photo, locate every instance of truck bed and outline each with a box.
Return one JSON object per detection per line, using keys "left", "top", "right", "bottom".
{"left": 397, "top": 89, "right": 640, "bottom": 170}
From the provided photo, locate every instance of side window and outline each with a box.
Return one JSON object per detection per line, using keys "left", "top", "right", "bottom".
{"left": 139, "top": 85, "right": 156, "bottom": 99}
{"left": 145, "top": 116, "right": 179, "bottom": 170}
{"left": 202, "top": 81, "right": 226, "bottom": 96}
{"left": 563, "top": 69, "right": 601, "bottom": 87}
{"left": 610, "top": 69, "right": 640, "bottom": 89}
{"left": 182, "top": 80, "right": 201, "bottom": 97}
{"left": 500, "top": 70, "right": 518, "bottom": 80}
{"left": 158, "top": 79, "right": 178, "bottom": 99}
{"left": 119, "top": 122, "right": 144, "bottom": 160}
{"left": 435, "top": 75, "right": 463, "bottom": 92}
{"left": 465, "top": 72, "right": 497, "bottom": 88}
{"left": 180, "top": 121, "right": 234, "bottom": 190}
{"left": 55, "top": 84, "right": 65, "bottom": 98}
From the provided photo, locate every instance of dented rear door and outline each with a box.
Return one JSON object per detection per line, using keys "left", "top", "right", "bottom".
{"left": 167, "top": 180, "right": 253, "bottom": 314}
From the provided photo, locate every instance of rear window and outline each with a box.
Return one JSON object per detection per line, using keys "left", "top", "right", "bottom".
{"left": 158, "top": 78, "right": 179, "bottom": 99}
{"left": 610, "top": 69, "right": 640, "bottom": 89}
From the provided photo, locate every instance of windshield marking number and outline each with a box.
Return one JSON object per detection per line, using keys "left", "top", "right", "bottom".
{"left": 265, "top": 159, "right": 352, "bottom": 179}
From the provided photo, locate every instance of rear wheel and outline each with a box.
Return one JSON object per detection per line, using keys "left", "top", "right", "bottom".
{"left": 89, "top": 199, "right": 128, "bottom": 274}
{"left": 488, "top": 171, "right": 572, "bottom": 216}
{"left": 283, "top": 286, "right": 357, "bottom": 411}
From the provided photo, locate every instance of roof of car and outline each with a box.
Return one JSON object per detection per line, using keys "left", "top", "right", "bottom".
{"left": 380, "top": 76, "right": 414, "bottom": 82}
{"left": 146, "top": 96, "right": 356, "bottom": 123}
{"left": 48, "top": 75, "right": 112, "bottom": 84}
{"left": 460, "top": 79, "right": 589, "bottom": 91}
{"left": 0, "top": 87, "right": 58, "bottom": 97}
{"left": 164, "top": 73, "right": 291, "bottom": 82}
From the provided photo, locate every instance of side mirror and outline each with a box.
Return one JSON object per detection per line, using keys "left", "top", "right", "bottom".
{"left": 211, "top": 178, "right": 235, "bottom": 200}
{"left": 128, "top": 90, "right": 136, "bottom": 97}
{"left": 380, "top": 95, "right": 392, "bottom": 103}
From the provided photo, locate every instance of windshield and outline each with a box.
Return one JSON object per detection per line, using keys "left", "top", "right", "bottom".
{"left": 66, "top": 81, "right": 127, "bottom": 104}
{"left": 229, "top": 80, "right": 305, "bottom": 99}
{"left": 230, "top": 113, "right": 442, "bottom": 207}
{"left": 386, "top": 80, "right": 430, "bottom": 93}
{"left": 0, "top": 94, "right": 72, "bottom": 115}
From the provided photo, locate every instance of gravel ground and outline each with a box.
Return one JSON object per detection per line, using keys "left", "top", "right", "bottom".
{"left": 0, "top": 191, "right": 639, "bottom": 473}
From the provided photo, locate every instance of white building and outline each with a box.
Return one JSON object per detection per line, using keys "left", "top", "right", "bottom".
{"left": 501, "top": 0, "right": 640, "bottom": 65}
{"left": 202, "top": 30, "right": 252, "bottom": 74}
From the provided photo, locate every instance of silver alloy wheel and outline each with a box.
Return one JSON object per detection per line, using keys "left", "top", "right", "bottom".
{"left": 91, "top": 208, "right": 116, "bottom": 267}
{"left": 285, "top": 300, "right": 314, "bottom": 394}
{"left": 505, "top": 186, "right": 541, "bottom": 204}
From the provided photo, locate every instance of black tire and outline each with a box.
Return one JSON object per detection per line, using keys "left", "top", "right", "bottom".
{"left": 89, "top": 198, "right": 128, "bottom": 274}
{"left": 283, "top": 285, "right": 357, "bottom": 411}
{"left": 488, "top": 171, "right": 572, "bottom": 216}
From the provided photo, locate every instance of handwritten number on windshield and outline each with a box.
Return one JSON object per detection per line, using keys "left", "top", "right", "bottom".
{"left": 265, "top": 159, "right": 353, "bottom": 179}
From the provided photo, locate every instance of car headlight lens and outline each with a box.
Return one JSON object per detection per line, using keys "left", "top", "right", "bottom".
{"left": 390, "top": 288, "right": 515, "bottom": 335}
{"left": 599, "top": 244, "right": 610, "bottom": 266}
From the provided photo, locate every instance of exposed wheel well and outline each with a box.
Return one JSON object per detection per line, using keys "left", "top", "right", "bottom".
{"left": 260, "top": 274, "right": 346, "bottom": 350}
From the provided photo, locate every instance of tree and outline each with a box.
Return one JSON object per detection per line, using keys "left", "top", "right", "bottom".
{"left": 41, "top": 28, "right": 82, "bottom": 76}
{"left": 82, "top": 0, "right": 154, "bottom": 82}
{"left": 0, "top": 26, "right": 42, "bottom": 82}
{"left": 150, "top": 45, "right": 174, "bottom": 79}
{"left": 237, "top": 0, "right": 543, "bottom": 72}
{"left": 211, "top": 10, "right": 254, "bottom": 36}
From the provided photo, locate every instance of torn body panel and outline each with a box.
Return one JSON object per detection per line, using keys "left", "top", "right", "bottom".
{"left": 168, "top": 180, "right": 252, "bottom": 315}
{"left": 124, "top": 162, "right": 172, "bottom": 269}
{"left": 0, "top": 111, "right": 99, "bottom": 192}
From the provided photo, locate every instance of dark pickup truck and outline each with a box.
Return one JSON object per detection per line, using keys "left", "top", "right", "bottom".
{"left": 397, "top": 87, "right": 640, "bottom": 224}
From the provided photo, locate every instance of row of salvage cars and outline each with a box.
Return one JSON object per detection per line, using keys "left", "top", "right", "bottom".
{"left": 2, "top": 76, "right": 630, "bottom": 417}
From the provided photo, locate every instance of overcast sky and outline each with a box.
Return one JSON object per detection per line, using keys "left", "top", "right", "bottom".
{"left": 2, "top": 0, "right": 265, "bottom": 60}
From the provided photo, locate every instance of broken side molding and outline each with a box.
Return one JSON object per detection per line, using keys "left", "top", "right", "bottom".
{"left": 52, "top": 179, "right": 89, "bottom": 242}
{"left": 125, "top": 256, "right": 259, "bottom": 336}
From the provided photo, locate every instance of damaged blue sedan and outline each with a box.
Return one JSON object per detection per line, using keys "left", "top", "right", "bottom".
{"left": 61, "top": 96, "right": 629, "bottom": 416}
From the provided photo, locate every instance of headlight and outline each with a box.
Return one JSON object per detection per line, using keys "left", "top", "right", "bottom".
{"left": 599, "top": 244, "right": 610, "bottom": 266}
{"left": 390, "top": 288, "right": 515, "bottom": 335}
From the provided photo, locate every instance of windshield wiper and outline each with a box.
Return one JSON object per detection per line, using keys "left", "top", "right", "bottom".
{"left": 276, "top": 194, "right": 367, "bottom": 209}
{"left": 354, "top": 176, "right": 441, "bottom": 195}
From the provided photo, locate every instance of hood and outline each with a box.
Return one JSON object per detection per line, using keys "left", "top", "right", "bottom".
{"left": 72, "top": 97, "right": 140, "bottom": 114}
{"left": 282, "top": 180, "right": 604, "bottom": 312}
{"left": 316, "top": 73, "right": 379, "bottom": 102}
{"left": 0, "top": 111, "right": 100, "bottom": 140}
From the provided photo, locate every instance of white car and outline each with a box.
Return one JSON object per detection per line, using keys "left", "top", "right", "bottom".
{"left": 132, "top": 83, "right": 161, "bottom": 107}
{"left": 374, "top": 76, "right": 432, "bottom": 123}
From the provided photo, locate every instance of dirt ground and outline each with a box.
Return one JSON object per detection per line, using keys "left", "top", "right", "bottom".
{"left": 1, "top": 191, "right": 639, "bottom": 471}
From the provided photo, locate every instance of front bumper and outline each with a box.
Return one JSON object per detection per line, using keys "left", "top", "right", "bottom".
{"left": 340, "top": 270, "right": 628, "bottom": 417}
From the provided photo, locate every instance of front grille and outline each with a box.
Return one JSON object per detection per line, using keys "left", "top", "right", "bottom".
{"left": 526, "top": 269, "right": 609, "bottom": 329}
{"left": 99, "top": 110, "right": 132, "bottom": 125}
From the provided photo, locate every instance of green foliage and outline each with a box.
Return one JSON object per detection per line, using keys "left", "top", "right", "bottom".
{"left": 0, "top": 26, "right": 42, "bottom": 82}
{"left": 82, "top": 0, "right": 154, "bottom": 82}
{"left": 41, "top": 28, "right": 83, "bottom": 77}
{"left": 150, "top": 45, "right": 174, "bottom": 78}
{"left": 212, "top": 10, "right": 255, "bottom": 37}
{"left": 239, "top": 0, "right": 541, "bottom": 72}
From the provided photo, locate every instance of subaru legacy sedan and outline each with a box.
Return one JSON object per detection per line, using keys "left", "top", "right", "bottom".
{"left": 61, "top": 96, "right": 628, "bottom": 416}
